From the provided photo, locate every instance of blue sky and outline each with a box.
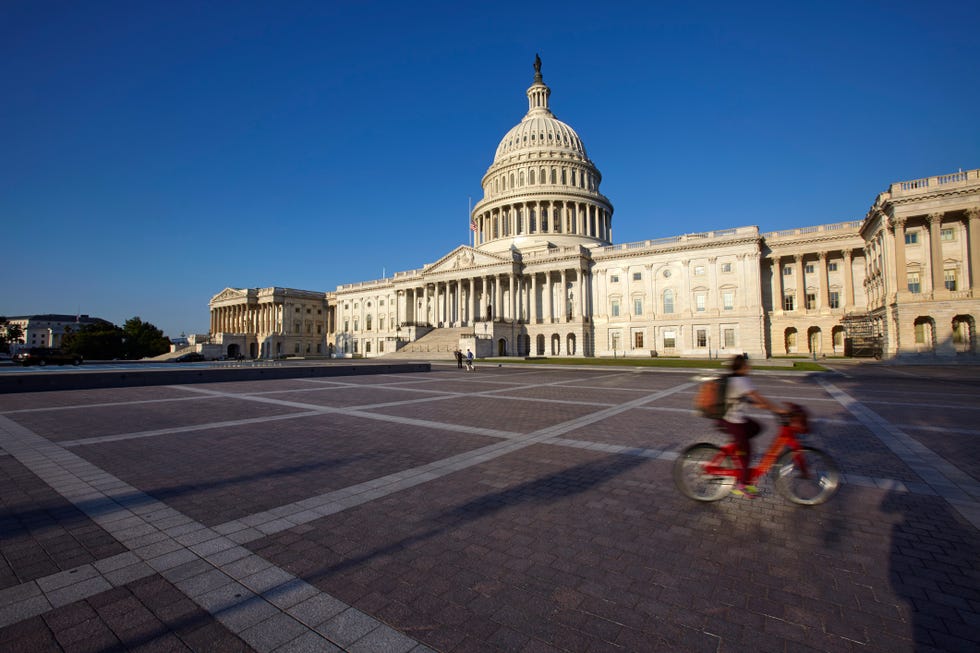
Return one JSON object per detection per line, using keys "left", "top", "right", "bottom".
{"left": 3, "top": 1, "right": 978, "bottom": 337}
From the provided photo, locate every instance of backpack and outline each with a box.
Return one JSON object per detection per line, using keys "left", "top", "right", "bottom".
{"left": 694, "top": 374, "right": 730, "bottom": 419}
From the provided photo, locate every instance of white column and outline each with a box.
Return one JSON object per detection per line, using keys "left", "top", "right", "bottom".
{"left": 560, "top": 269, "right": 568, "bottom": 322}
{"left": 530, "top": 273, "right": 538, "bottom": 324}
{"left": 927, "top": 213, "right": 944, "bottom": 292}
{"left": 818, "top": 251, "right": 829, "bottom": 309}
{"left": 546, "top": 271, "right": 554, "bottom": 323}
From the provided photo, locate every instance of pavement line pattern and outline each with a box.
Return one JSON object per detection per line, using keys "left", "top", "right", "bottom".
{"left": 2, "top": 372, "right": 962, "bottom": 649}
{"left": 0, "top": 378, "right": 694, "bottom": 647}
{"left": 0, "top": 414, "right": 431, "bottom": 652}
{"left": 818, "top": 378, "right": 980, "bottom": 530}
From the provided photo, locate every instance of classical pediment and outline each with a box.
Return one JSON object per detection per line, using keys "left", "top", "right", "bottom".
{"left": 425, "top": 247, "right": 511, "bottom": 274}
{"left": 210, "top": 287, "right": 247, "bottom": 303}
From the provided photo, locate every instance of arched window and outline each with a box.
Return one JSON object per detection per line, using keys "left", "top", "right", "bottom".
{"left": 784, "top": 328, "right": 798, "bottom": 354}
{"left": 551, "top": 168, "right": 557, "bottom": 184}
{"left": 519, "top": 171, "right": 525, "bottom": 186}
{"left": 540, "top": 208, "right": 548, "bottom": 232}
{"left": 366, "top": 314, "right": 372, "bottom": 331}
{"left": 530, "top": 209, "right": 537, "bottom": 233}
{"left": 529, "top": 169, "right": 535, "bottom": 185}
{"left": 663, "top": 289, "right": 674, "bottom": 314}
{"left": 561, "top": 169, "right": 567, "bottom": 185}
{"left": 510, "top": 173, "right": 515, "bottom": 188}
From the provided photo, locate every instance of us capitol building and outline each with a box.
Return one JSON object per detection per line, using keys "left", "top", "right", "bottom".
{"left": 208, "top": 59, "right": 980, "bottom": 361}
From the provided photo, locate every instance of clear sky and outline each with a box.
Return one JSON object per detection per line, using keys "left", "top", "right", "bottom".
{"left": 3, "top": 1, "right": 978, "bottom": 338}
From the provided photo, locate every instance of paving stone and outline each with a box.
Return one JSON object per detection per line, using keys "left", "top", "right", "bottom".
{"left": 2, "top": 368, "right": 979, "bottom": 653}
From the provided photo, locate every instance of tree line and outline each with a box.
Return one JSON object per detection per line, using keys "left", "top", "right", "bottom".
{"left": 1, "top": 316, "right": 171, "bottom": 360}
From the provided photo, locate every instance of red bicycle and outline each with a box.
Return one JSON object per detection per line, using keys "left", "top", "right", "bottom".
{"left": 673, "top": 403, "right": 840, "bottom": 505}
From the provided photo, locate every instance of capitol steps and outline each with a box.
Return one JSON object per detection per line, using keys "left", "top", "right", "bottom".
{"left": 384, "top": 327, "right": 473, "bottom": 359}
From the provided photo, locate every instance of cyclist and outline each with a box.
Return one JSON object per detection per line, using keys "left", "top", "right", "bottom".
{"left": 721, "top": 354, "right": 785, "bottom": 498}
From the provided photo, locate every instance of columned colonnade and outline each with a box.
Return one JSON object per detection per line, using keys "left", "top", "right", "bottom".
{"left": 884, "top": 208, "right": 980, "bottom": 297}
{"left": 769, "top": 249, "right": 859, "bottom": 312}
{"left": 472, "top": 200, "right": 611, "bottom": 245}
{"left": 397, "top": 268, "right": 590, "bottom": 326}
{"left": 210, "top": 303, "right": 287, "bottom": 335}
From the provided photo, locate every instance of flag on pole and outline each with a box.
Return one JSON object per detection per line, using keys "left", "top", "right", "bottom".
{"left": 469, "top": 197, "right": 476, "bottom": 231}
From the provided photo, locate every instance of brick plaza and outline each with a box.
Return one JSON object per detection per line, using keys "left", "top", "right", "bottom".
{"left": 1, "top": 363, "right": 978, "bottom": 652}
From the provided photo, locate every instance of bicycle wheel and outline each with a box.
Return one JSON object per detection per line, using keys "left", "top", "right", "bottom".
{"left": 673, "top": 443, "right": 736, "bottom": 502}
{"left": 772, "top": 447, "right": 840, "bottom": 505}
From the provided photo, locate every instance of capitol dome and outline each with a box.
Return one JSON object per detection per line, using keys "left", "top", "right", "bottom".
{"left": 471, "top": 56, "right": 613, "bottom": 255}
{"left": 492, "top": 111, "right": 587, "bottom": 162}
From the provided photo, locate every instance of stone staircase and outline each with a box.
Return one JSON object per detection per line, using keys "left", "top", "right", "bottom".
{"left": 384, "top": 327, "right": 473, "bottom": 359}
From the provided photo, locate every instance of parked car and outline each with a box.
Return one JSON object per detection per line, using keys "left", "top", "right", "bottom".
{"left": 14, "top": 348, "right": 83, "bottom": 367}
{"left": 173, "top": 352, "right": 206, "bottom": 363}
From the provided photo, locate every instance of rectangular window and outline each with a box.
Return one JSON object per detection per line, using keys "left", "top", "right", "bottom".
{"left": 783, "top": 294, "right": 795, "bottom": 311}
{"left": 721, "top": 263, "right": 732, "bottom": 273}
{"left": 610, "top": 275, "right": 619, "bottom": 283}
{"left": 632, "top": 272, "right": 642, "bottom": 281}
{"left": 723, "top": 328, "right": 735, "bottom": 348}
{"left": 696, "top": 329, "right": 707, "bottom": 348}
{"left": 945, "top": 269, "right": 957, "bottom": 291}
{"left": 695, "top": 294, "right": 706, "bottom": 312}
{"left": 828, "top": 262, "right": 838, "bottom": 272}
{"left": 783, "top": 266, "right": 792, "bottom": 276}
{"left": 805, "top": 264, "right": 815, "bottom": 274}
{"left": 634, "top": 332, "right": 644, "bottom": 349}
{"left": 941, "top": 228, "right": 955, "bottom": 241}
{"left": 905, "top": 232, "right": 918, "bottom": 245}
{"left": 806, "top": 293, "right": 816, "bottom": 310}
{"left": 829, "top": 291, "right": 840, "bottom": 309}
{"left": 611, "top": 299, "right": 620, "bottom": 317}
{"left": 663, "top": 331, "right": 676, "bottom": 349}
{"left": 694, "top": 265, "right": 705, "bottom": 276}
{"left": 722, "top": 291, "right": 734, "bottom": 311}
{"left": 907, "top": 272, "right": 921, "bottom": 294}
{"left": 664, "top": 293, "right": 674, "bottom": 314}
{"left": 633, "top": 298, "right": 642, "bottom": 315}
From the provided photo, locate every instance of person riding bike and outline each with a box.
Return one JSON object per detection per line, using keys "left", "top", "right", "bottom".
{"left": 720, "top": 354, "right": 785, "bottom": 498}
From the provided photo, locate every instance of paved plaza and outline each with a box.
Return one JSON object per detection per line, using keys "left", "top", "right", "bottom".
{"left": 1, "top": 362, "right": 978, "bottom": 652}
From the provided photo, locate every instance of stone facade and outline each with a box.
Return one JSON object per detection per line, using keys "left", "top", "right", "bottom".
{"left": 3, "top": 314, "right": 111, "bottom": 351}
{"left": 209, "top": 60, "right": 979, "bottom": 360}
{"left": 208, "top": 287, "right": 330, "bottom": 359}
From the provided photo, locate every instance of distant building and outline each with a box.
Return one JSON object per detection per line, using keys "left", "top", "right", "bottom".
{"left": 3, "top": 314, "right": 112, "bottom": 350}
{"left": 209, "top": 59, "right": 979, "bottom": 360}
{"left": 208, "top": 287, "right": 330, "bottom": 359}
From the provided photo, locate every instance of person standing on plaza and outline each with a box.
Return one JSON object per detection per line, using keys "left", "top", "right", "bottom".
{"left": 454, "top": 348, "right": 463, "bottom": 369}
{"left": 721, "top": 354, "right": 784, "bottom": 497}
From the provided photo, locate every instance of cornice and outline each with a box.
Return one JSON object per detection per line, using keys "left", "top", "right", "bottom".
{"left": 591, "top": 235, "right": 762, "bottom": 262}
{"left": 473, "top": 190, "right": 613, "bottom": 213}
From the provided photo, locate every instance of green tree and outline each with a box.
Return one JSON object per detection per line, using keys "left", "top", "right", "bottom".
{"left": 122, "top": 317, "right": 170, "bottom": 359}
{"left": 0, "top": 316, "right": 25, "bottom": 353}
{"left": 62, "top": 317, "right": 171, "bottom": 360}
{"left": 62, "top": 322, "right": 125, "bottom": 360}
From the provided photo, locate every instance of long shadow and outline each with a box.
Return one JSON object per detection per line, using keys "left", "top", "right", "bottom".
{"left": 881, "top": 489, "right": 979, "bottom": 651}
{"left": 0, "top": 454, "right": 375, "bottom": 535}
{"left": 298, "top": 452, "right": 647, "bottom": 585}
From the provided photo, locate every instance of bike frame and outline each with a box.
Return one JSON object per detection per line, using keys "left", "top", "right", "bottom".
{"left": 704, "top": 421, "right": 810, "bottom": 483}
